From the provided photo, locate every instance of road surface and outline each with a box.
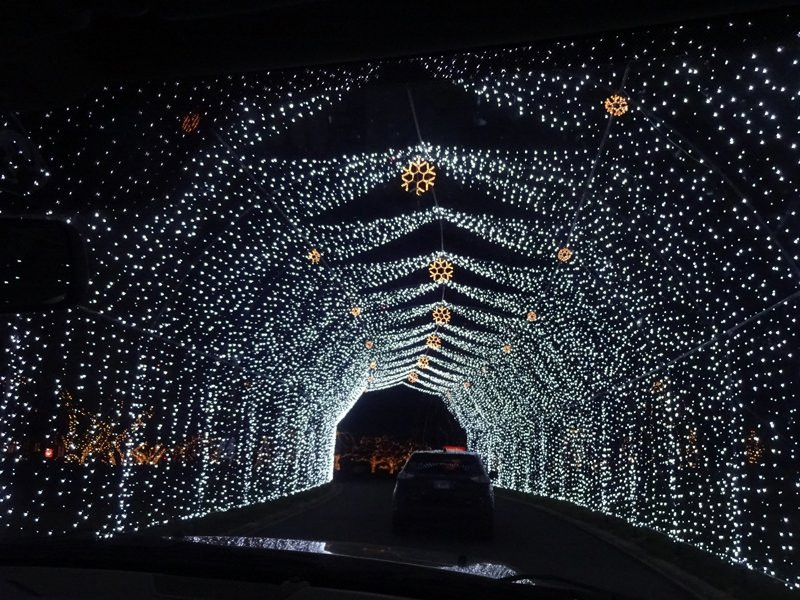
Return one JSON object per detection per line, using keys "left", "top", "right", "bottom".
{"left": 230, "top": 481, "right": 696, "bottom": 600}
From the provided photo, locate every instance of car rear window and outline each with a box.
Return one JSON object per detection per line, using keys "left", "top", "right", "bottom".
{"left": 403, "top": 454, "right": 483, "bottom": 476}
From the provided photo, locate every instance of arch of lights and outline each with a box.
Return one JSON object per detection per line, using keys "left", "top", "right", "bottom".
{"left": 0, "top": 12, "right": 798, "bottom": 589}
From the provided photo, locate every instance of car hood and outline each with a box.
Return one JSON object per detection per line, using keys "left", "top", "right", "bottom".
{"left": 183, "top": 535, "right": 520, "bottom": 579}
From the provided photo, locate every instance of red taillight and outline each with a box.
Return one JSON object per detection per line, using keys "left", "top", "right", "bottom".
{"left": 443, "top": 445, "right": 466, "bottom": 452}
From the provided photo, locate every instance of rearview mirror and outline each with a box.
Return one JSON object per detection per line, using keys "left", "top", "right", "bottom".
{"left": 0, "top": 217, "right": 87, "bottom": 313}
{"left": 489, "top": 470, "right": 498, "bottom": 480}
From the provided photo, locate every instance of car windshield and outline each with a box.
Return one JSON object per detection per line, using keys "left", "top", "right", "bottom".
{"left": 1, "top": 5, "right": 799, "bottom": 600}
{"left": 403, "top": 454, "right": 483, "bottom": 477}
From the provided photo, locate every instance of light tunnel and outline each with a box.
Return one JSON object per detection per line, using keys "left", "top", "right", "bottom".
{"left": 0, "top": 12, "right": 798, "bottom": 589}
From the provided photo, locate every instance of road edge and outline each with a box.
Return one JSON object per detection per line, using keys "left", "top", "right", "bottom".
{"left": 495, "top": 489, "right": 732, "bottom": 600}
{"left": 229, "top": 483, "right": 344, "bottom": 536}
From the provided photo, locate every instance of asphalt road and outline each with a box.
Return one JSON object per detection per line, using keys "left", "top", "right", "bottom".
{"left": 236, "top": 481, "right": 696, "bottom": 600}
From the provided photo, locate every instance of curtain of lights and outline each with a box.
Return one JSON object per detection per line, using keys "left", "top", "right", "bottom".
{"left": 0, "top": 13, "right": 798, "bottom": 589}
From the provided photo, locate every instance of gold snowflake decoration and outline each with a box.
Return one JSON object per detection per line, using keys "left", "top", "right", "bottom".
{"left": 428, "top": 257, "right": 454, "bottom": 284}
{"left": 463, "top": 381, "right": 471, "bottom": 389}
{"left": 307, "top": 248, "right": 321, "bottom": 264}
{"left": 557, "top": 247, "right": 573, "bottom": 263}
{"left": 604, "top": 94, "right": 629, "bottom": 117}
{"left": 408, "top": 372, "right": 419, "bottom": 383}
{"left": 400, "top": 160, "right": 436, "bottom": 196}
{"left": 350, "top": 306, "right": 362, "bottom": 317}
{"left": 527, "top": 310, "right": 538, "bottom": 322}
{"left": 426, "top": 334, "right": 442, "bottom": 349}
{"left": 369, "top": 360, "right": 377, "bottom": 370}
{"left": 432, "top": 305, "right": 451, "bottom": 325}
{"left": 364, "top": 340, "right": 374, "bottom": 349}
{"left": 417, "top": 356, "right": 430, "bottom": 369}
{"left": 502, "top": 343, "right": 512, "bottom": 354}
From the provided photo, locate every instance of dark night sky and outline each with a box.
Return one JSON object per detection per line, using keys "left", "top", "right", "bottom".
{"left": 337, "top": 387, "right": 466, "bottom": 448}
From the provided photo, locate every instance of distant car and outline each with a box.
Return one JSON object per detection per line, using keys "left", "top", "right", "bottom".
{"left": 392, "top": 450, "right": 496, "bottom": 539}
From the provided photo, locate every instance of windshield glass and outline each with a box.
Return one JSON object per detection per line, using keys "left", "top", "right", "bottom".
{"left": 403, "top": 454, "right": 484, "bottom": 477}
{"left": 1, "top": 6, "right": 799, "bottom": 600}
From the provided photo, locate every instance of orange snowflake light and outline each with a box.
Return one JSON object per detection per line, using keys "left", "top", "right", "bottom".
{"left": 527, "top": 310, "right": 538, "bottom": 322}
{"left": 432, "top": 305, "right": 451, "bottom": 325}
{"left": 502, "top": 344, "right": 512, "bottom": 354}
{"left": 408, "top": 372, "right": 419, "bottom": 383}
{"left": 364, "top": 340, "right": 374, "bottom": 349}
{"left": 417, "top": 356, "right": 430, "bottom": 369}
{"left": 426, "top": 334, "right": 442, "bottom": 349}
{"left": 463, "top": 381, "right": 471, "bottom": 389}
{"left": 307, "top": 248, "right": 321, "bottom": 264}
{"left": 557, "top": 247, "right": 573, "bottom": 263}
{"left": 428, "top": 257, "right": 454, "bottom": 283}
{"left": 350, "top": 306, "right": 362, "bottom": 317}
{"left": 604, "top": 94, "right": 629, "bottom": 117}
{"left": 369, "top": 360, "right": 377, "bottom": 370}
{"left": 400, "top": 160, "right": 436, "bottom": 196}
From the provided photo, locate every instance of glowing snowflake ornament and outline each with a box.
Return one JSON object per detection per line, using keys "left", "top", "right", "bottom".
{"left": 426, "top": 334, "right": 442, "bottom": 349}
{"left": 604, "top": 94, "right": 629, "bottom": 117}
{"left": 527, "top": 311, "right": 538, "bottom": 322}
{"left": 428, "top": 257, "right": 454, "bottom": 283}
{"left": 400, "top": 159, "right": 436, "bottom": 195}
{"left": 432, "top": 305, "right": 451, "bottom": 325}
{"left": 557, "top": 247, "right": 573, "bottom": 263}
{"left": 307, "top": 248, "right": 321, "bottom": 264}
{"left": 350, "top": 306, "right": 362, "bottom": 317}
{"left": 417, "top": 356, "right": 430, "bottom": 369}
{"left": 407, "top": 372, "right": 419, "bottom": 383}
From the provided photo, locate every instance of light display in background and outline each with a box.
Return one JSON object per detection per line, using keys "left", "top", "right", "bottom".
{"left": 0, "top": 11, "right": 798, "bottom": 590}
